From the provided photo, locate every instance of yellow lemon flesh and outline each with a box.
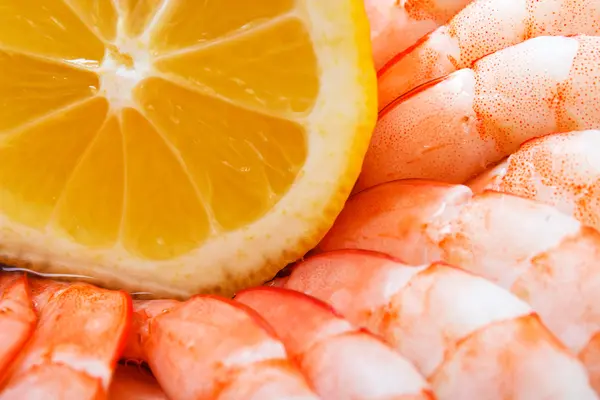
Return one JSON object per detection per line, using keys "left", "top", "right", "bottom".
{"left": 0, "top": 0, "right": 376, "bottom": 298}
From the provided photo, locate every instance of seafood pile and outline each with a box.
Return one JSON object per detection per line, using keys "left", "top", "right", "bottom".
{"left": 3, "top": 0, "right": 600, "bottom": 398}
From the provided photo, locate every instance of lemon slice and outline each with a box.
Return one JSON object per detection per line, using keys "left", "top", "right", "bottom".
{"left": 0, "top": 0, "right": 376, "bottom": 297}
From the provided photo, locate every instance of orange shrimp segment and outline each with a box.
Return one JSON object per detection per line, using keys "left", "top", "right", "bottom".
{"left": 237, "top": 287, "right": 433, "bottom": 399}
{"left": 0, "top": 364, "right": 103, "bottom": 399}
{"left": 0, "top": 282, "right": 131, "bottom": 398}
{"left": 468, "top": 130, "right": 600, "bottom": 232}
{"left": 135, "top": 296, "right": 318, "bottom": 400}
{"left": 365, "top": 0, "right": 472, "bottom": 70}
{"left": 284, "top": 251, "right": 597, "bottom": 398}
{"left": 377, "top": 0, "right": 600, "bottom": 109}
{"left": 317, "top": 179, "right": 600, "bottom": 392}
{"left": 431, "top": 315, "right": 594, "bottom": 399}
{"left": 320, "top": 180, "right": 473, "bottom": 264}
{"left": 360, "top": 69, "right": 503, "bottom": 191}
{"left": 216, "top": 360, "right": 319, "bottom": 400}
{"left": 236, "top": 287, "right": 354, "bottom": 355}
{"left": 362, "top": 35, "right": 600, "bottom": 189}
{"left": 122, "top": 299, "right": 180, "bottom": 363}
{"left": 0, "top": 274, "right": 36, "bottom": 380}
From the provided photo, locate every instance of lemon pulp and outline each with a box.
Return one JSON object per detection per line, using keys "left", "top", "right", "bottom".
{"left": 0, "top": 0, "right": 376, "bottom": 296}
{"left": 0, "top": 0, "right": 316, "bottom": 260}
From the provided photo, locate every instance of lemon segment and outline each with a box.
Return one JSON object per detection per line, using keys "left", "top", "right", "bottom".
{"left": 0, "top": 0, "right": 377, "bottom": 297}
{"left": 119, "top": 0, "right": 162, "bottom": 38}
{"left": 0, "top": 51, "right": 99, "bottom": 132}
{"left": 121, "top": 108, "right": 211, "bottom": 260}
{"left": 155, "top": 18, "right": 319, "bottom": 115}
{"left": 0, "top": 0, "right": 104, "bottom": 63}
{"left": 0, "top": 97, "right": 108, "bottom": 227}
{"left": 135, "top": 78, "right": 307, "bottom": 233}
{"left": 63, "top": 0, "right": 118, "bottom": 42}
{"left": 52, "top": 115, "right": 124, "bottom": 248}
{"left": 149, "top": 0, "right": 295, "bottom": 53}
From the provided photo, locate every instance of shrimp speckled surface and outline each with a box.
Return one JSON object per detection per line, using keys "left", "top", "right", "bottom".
{"left": 378, "top": 0, "right": 600, "bottom": 109}
{"left": 358, "top": 35, "right": 600, "bottom": 191}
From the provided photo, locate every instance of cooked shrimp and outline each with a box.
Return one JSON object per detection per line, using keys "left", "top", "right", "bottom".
{"left": 0, "top": 280, "right": 131, "bottom": 399}
{"left": 125, "top": 296, "right": 319, "bottom": 400}
{"left": 316, "top": 179, "right": 600, "bottom": 392}
{"left": 0, "top": 274, "right": 36, "bottom": 383}
{"left": 108, "top": 365, "right": 167, "bottom": 400}
{"left": 366, "top": 0, "right": 473, "bottom": 70}
{"left": 468, "top": 130, "right": 600, "bottom": 231}
{"left": 282, "top": 250, "right": 598, "bottom": 399}
{"left": 236, "top": 286, "right": 433, "bottom": 400}
{"left": 357, "top": 35, "right": 600, "bottom": 191}
{"left": 378, "top": 0, "right": 600, "bottom": 109}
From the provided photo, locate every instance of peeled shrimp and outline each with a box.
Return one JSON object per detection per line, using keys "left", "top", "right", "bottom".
{"left": 357, "top": 35, "right": 600, "bottom": 191}
{"left": 2, "top": 272, "right": 436, "bottom": 399}
{"left": 468, "top": 130, "right": 600, "bottom": 231}
{"left": 282, "top": 250, "right": 598, "bottom": 399}
{"left": 317, "top": 179, "right": 600, "bottom": 391}
{"left": 378, "top": 0, "right": 600, "bottom": 109}
{"left": 0, "top": 274, "right": 35, "bottom": 383}
{"left": 366, "top": 0, "right": 472, "bottom": 70}
{"left": 124, "top": 295, "right": 320, "bottom": 400}
{"left": 236, "top": 286, "right": 433, "bottom": 399}
{"left": 0, "top": 279, "right": 130, "bottom": 399}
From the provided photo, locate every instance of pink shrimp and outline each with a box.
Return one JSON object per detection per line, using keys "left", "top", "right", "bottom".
{"left": 123, "top": 295, "right": 320, "bottom": 400}
{"left": 0, "top": 279, "right": 131, "bottom": 399}
{"left": 282, "top": 250, "right": 598, "bottom": 399}
{"left": 357, "top": 35, "right": 600, "bottom": 192}
{"left": 236, "top": 286, "right": 433, "bottom": 399}
{"left": 365, "top": 0, "right": 473, "bottom": 70}
{"left": 468, "top": 130, "right": 600, "bottom": 231}
{"left": 315, "top": 178, "right": 600, "bottom": 392}
{"left": 0, "top": 274, "right": 36, "bottom": 384}
{"left": 377, "top": 0, "right": 600, "bottom": 110}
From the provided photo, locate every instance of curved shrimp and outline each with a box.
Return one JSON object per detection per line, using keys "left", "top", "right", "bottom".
{"left": 316, "top": 179, "right": 600, "bottom": 392}
{"left": 357, "top": 35, "right": 600, "bottom": 191}
{"left": 468, "top": 130, "right": 600, "bottom": 231}
{"left": 236, "top": 286, "right": 434, "bottom": 399}
{"left": 365, "top": 0, "right": 473, "bottom": 70}
{"left": 0, "top": 279, "right": 131, "bottom": 399}
{"left": 0, "top": 274, "right": 36, "bottom": 383}
{"left": 282, "top": 250, "right": 598, "bottom": 399}
{"left": 124, "top": 296, "right": 319, "bottom": 400}
{"left": 377, "top": 0, "right": 600, "bottom": 110}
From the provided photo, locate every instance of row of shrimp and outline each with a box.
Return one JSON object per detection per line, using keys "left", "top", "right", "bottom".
{"left": 1, "top": 271, "right": 437, "bottom": 399}
{"left": 3, "top": 0, "right": 600, "bottom": 398}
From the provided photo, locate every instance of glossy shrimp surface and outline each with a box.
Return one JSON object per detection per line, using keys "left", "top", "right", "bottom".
{"left": 0, "top": 279, "right": 130, "bottom": 399}
{"left": 317, "top": 179, "right": 600, "bottom": 392}
{"left": 236, "top": 286, "right": 433, "bottom": 399}
{"left": 282, "top": 250, "right": 597, "bottom": 399}
{"left": 0, "top": 274, "right": 36, "bottom": 382}
{"left": 0, "top": 275, "right": 437, "bottom": 399}
{"left": 124, "top": 296, "right": 319, "bottom": 400}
